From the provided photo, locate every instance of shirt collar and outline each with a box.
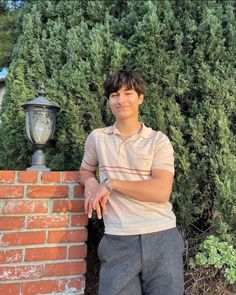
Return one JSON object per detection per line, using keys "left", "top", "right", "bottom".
{"left": 103, "top": 122, "right": 153, "bottom": 139}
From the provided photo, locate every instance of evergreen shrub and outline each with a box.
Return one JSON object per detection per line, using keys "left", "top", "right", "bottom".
{"left": 0, "top": 1, "right": 235, "bottom": 291}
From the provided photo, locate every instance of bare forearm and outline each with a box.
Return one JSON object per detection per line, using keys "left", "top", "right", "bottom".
{"left": 79, "top": 169, "right": 97, "bottom": 186}
{"left": 109, "top": 177, "right": 173, "bottom": 203}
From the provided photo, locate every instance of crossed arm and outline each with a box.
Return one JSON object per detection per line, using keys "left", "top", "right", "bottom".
{"left": 79, "top": 167, "right": 174, "bottom": 219}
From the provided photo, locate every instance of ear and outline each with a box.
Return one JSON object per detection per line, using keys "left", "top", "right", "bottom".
{"left": 138, "top": 94, "right": 144, "bottom": 105}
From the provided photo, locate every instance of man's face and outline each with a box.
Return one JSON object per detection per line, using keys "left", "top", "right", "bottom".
{"left": 108, "top": 85, "right": 144, "bottom": 121}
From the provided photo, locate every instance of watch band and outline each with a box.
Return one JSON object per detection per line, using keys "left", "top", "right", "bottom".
{"left": 102, "top": 178, "right": 112, "bottom": 192}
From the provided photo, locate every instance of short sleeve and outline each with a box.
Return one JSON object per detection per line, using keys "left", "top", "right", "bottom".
{"left": 81, "top": 131, "right": 98, "bottom": 172}
{"left": 152, "top": 133, "right": 175, "bottom": 175}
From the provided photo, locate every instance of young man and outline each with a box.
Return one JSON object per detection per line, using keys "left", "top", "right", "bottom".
{"left": 79, "top": 70, "right": 184, "bottom": 295}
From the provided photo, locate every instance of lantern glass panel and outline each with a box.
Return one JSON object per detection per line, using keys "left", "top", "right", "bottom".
{"left": 27, "top": 109, "right": 55, "bottom": 145}
{"left": 26, "top": 113, "right": 31, "bottom": 142}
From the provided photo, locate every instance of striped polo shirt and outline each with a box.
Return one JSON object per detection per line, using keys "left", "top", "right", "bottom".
{"left": 81, "top": 123, "right": 176, "bottom": 235}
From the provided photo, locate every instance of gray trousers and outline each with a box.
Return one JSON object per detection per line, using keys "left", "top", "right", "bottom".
{"left": 98, "top": 227, "right": 184, "bottom": 295}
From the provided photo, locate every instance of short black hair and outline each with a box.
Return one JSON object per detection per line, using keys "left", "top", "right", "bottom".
{"left": 104, "top": 69, "right": 145, "bottom": 99}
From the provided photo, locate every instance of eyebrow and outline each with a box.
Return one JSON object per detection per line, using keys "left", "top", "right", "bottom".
{"left": 111, "top": 88, "right": 134, "bottom": 94}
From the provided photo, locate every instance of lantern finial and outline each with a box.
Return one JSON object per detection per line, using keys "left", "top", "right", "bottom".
{"left": 38, "top": 83, "right": 46, "bottom": 97}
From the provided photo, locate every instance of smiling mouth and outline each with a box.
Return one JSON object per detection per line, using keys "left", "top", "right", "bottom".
{"left": 115, "top": 106, "right": 128, "bottom": 109}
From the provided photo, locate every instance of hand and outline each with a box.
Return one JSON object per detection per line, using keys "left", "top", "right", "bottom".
{"left": 84, "top": 178, "right": 109, "bottom": 219}
{"left": 86, "top": 183, "right": 110, "bottom": 219}
{"left": 88, "top": 192, "right": 109, "bottom": 219}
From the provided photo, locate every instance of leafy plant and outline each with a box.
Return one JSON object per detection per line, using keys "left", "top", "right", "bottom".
{"left": 189, "top": 235, "right": 236, "bottom": 284}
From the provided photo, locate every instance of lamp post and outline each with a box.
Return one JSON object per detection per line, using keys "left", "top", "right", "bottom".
{"left": 22, "top": 84, "right": 60, "bottom": 171}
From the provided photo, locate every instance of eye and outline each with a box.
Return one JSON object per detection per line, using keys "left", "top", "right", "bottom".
{"left": 110, "top": 93, "right": 118, "bottom": 98}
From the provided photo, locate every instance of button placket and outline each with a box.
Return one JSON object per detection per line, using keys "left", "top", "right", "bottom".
{"left": 117, "top": 133, "right": 140, "bottom": 163}
{"left": 119, "top": 140, "right": 126, "bottom": 162}
{"left": 122, "top": 134, "right": 140, "bottom": 162}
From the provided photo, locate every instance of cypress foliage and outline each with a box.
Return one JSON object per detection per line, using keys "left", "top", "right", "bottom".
{"left": 0, "top": 9, "right": 15, "bottom": 68}
{"left": 0, "top": 0, "right": 235, "bottom": 249}
{"left": 0, "top": 0, "right": 126, "bottom": 170}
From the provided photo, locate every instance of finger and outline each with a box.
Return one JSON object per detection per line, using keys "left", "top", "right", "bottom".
{"left": 92, "top": 197, "right": 99, "bottom": 211}
{"left": 88, "top": 197, "right": 94, "bottom": 219}
{"left": 96, "top": 203, "right": 102, "bottom": 219}
{"left": 92, "top": 196, "right": 97, "bottom": 210}
{"left": 100, "top": 197, "right": 107, "bottom": 214}
{"left": 84, "top": 195, "right": 92, "bottom": 215}
{"left": 84, "top": 197, "right": 89, "bottom": 214}
{"left": 100, "top": 194, "right": 109, "bottom": 215}
{"left": 84, "top": 190, "right": 92, "bottom": 214}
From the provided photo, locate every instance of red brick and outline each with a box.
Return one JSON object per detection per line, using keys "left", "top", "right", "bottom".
{"left": 22, "top": 280, "right": 64, "bottom": 295}
{"left": 68, "top": 245, "right": 87, "bottom": 259}
{"left": 0, "top": 171, "right": 15, "bottom": 183}
{"left": 74, "top": 185, "right": 84, "bottom": 198}
{"left": 0, "top": 283, "right": 20, "bottom": 294}
{"left": 47, "top": 230, "right": 87, "bottom": 243}
{"left": 71, "top": 214, "right": 88, "bottom": 226}
{"left": 27, "top": 185, "right": 68, "bottom": 198}
{"left": 53, "top": 200, "right": 84, "bottom": 212}
{"left": 63, "top": 171, "right": 79, "bottom": 182}
{"left": 42, "top": 172, "right": 61, "bottom": 183}
{"left": 25, "top": 247, "right": 67, "bottom": 261}
{"left": 0, "top": 250, "right": 22, "bottom": 264}
{"left": 0, "top": 185, "right": 24, "bottom": 198}
{"left": 1, "top": 231, "right": 46, "bottom": 246}
{"left": 66, "top": 276, "right": 85, "bottom": 291}
{"left": 44, "top": 261, "right": 86, "bottom": 277}
{"left": 27, "top": 215, "right": 68, "bottom": 229}
{"left": 0, "top": 216, "right": 25, "bottom": 230}
{"left": 18, "top": 171, "right": 38, "bottom": 183}
{"left": 2, "top": 200, "right": 48, "bottom": 214}
{"left": 22, "top": 278, "right": 85, "bottom": 295}
{"left": 0, "top": 265, "right": 43, "bottom": 281}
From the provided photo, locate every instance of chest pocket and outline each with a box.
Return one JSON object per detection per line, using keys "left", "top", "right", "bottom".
{"left": 131, "top": 153, "right": 153, "bottom": 171}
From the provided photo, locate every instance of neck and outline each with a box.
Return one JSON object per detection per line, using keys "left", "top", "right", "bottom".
{"left": 115, "top": 119, "right": 141, "bottom": 137}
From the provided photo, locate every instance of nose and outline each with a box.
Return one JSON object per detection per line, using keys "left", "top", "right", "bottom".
{"left": 117, "top": 94, "right": 126, "bottom": 104}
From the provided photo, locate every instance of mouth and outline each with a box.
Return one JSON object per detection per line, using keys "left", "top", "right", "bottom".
{"left": 115, "top": 106, "right": 128, "bottom": 110}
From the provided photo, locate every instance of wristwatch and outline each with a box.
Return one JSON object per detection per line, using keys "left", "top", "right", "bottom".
{"left": 102, "top": 178, "right": 112, "bottom": 192}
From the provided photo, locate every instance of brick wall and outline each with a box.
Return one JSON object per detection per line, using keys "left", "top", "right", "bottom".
{"left": 0, "top": 171, "right": 87, "bottom": 295}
